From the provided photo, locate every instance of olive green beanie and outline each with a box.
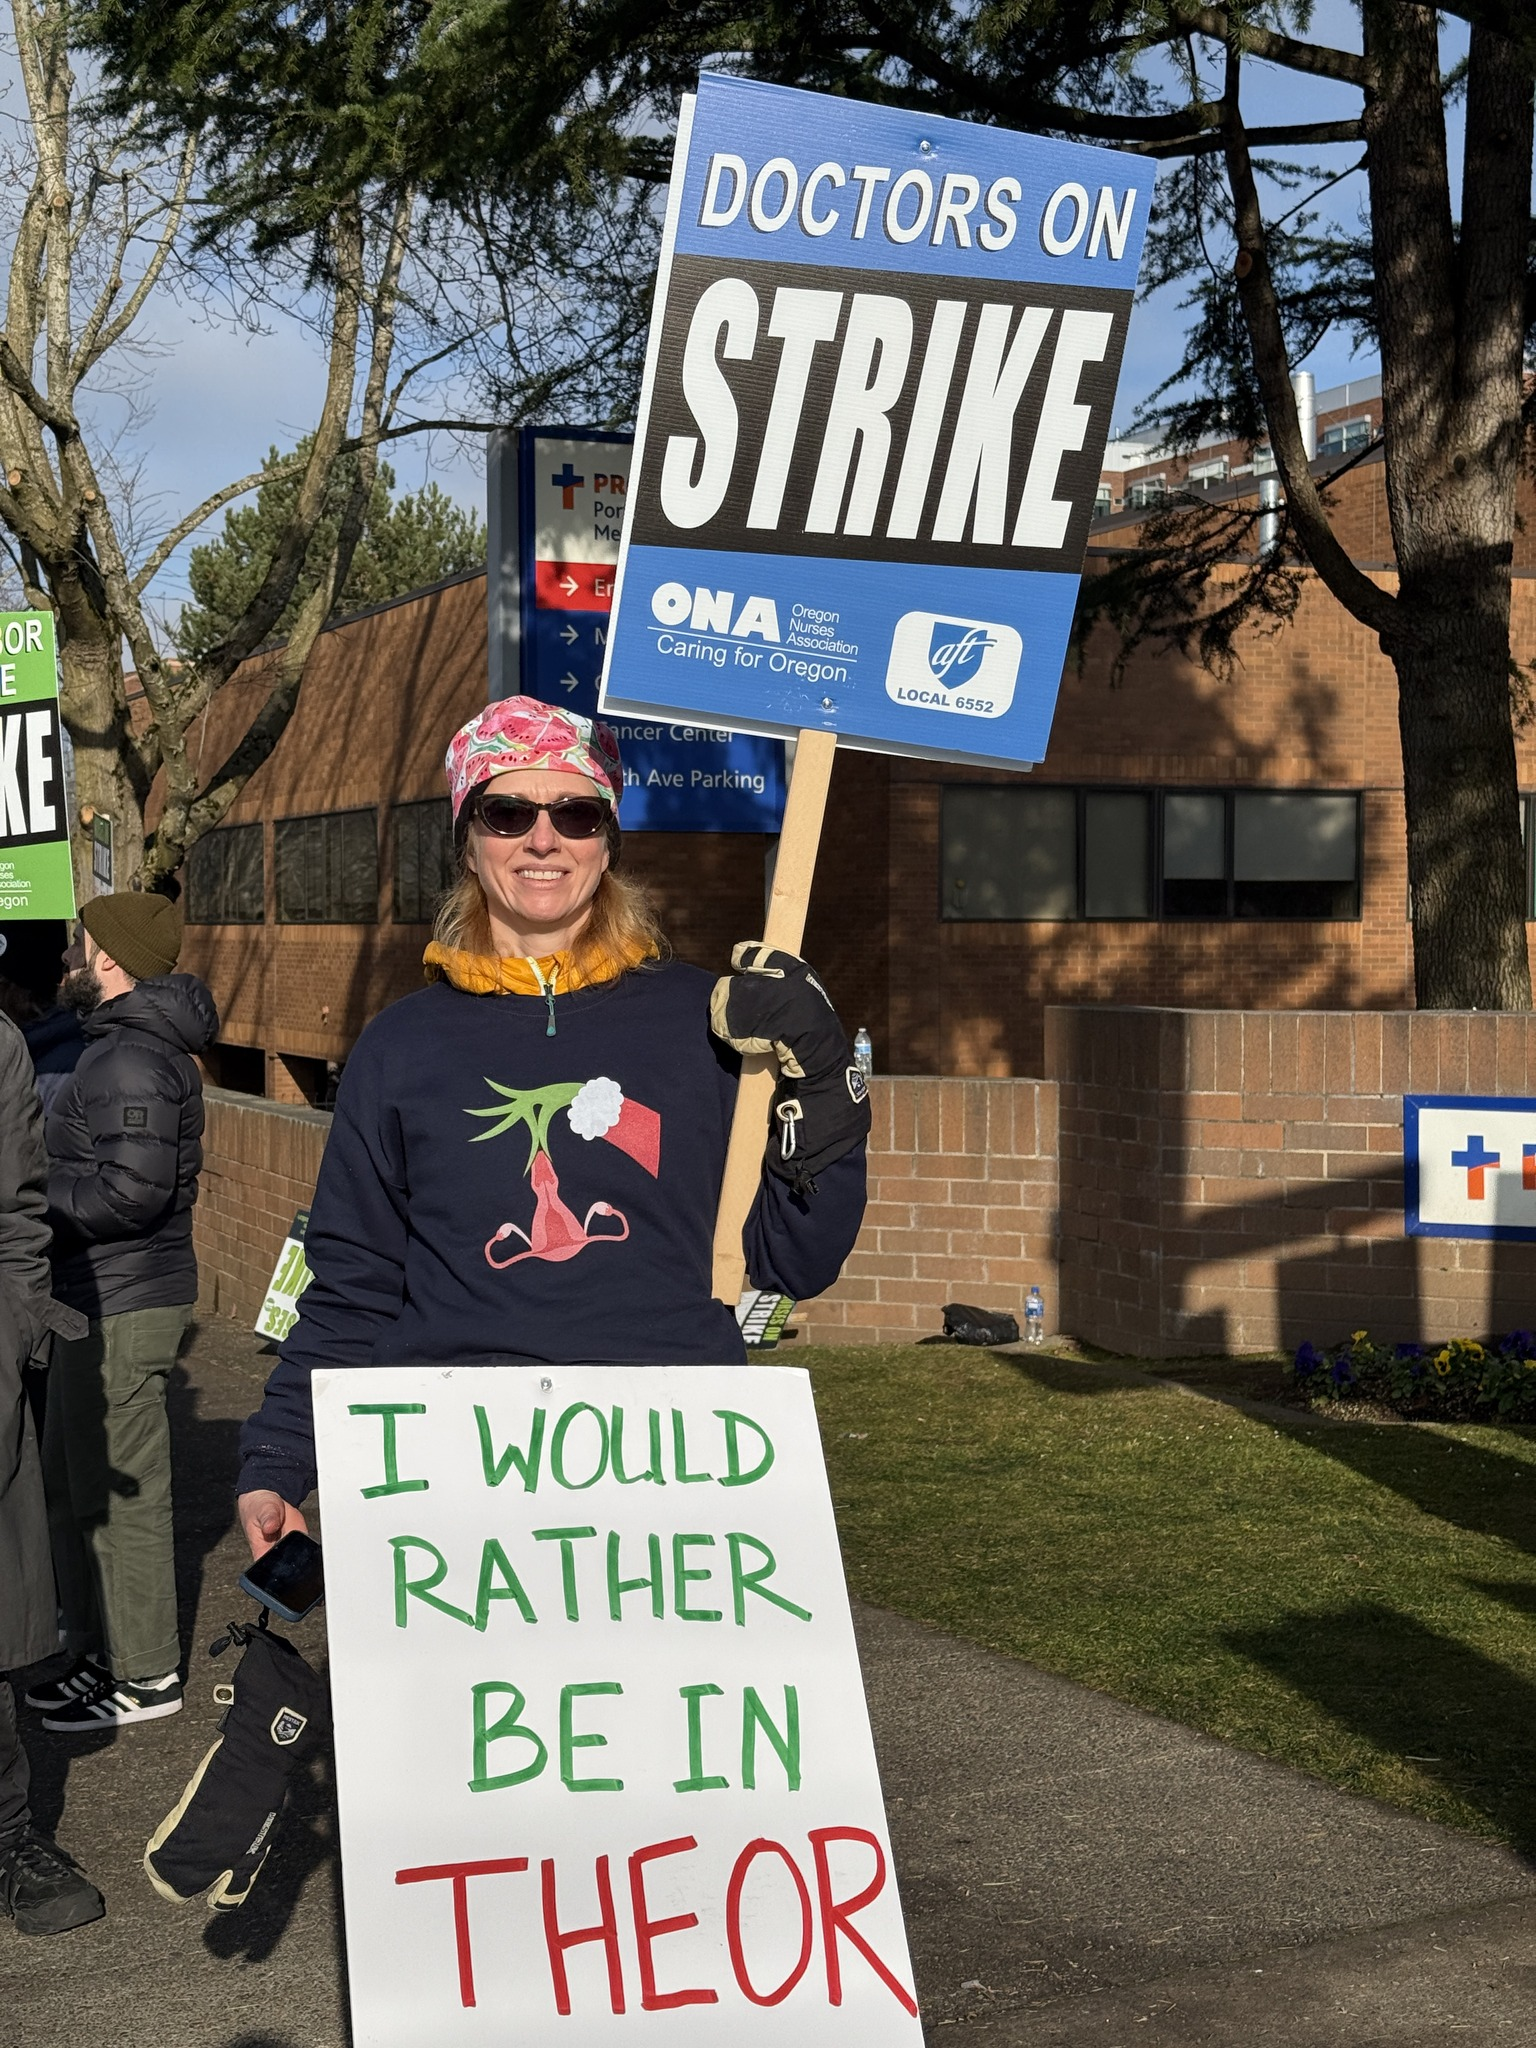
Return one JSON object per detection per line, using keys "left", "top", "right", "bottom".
{"left": 81, "top": 891, "right": 182, "bottom": 981}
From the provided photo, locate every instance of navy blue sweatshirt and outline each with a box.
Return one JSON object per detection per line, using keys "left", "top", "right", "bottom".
{"left": 239, "top": 960, "right": 865, "bottom": 1504}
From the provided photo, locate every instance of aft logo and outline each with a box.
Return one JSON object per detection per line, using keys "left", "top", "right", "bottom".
{"left": 925, "top": 622, "right": 995, "bottom": 686}
{"left": 885, "top": 611, "right": 1021, "bottom": 719}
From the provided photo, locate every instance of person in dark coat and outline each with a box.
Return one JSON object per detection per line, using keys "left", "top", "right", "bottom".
{"left": 0, "top": 919, "right": 84, "bottom": 1114}
{"left": 0, "top": 1010, "right": 104, "bottom": 1935}
{"left": 239, "top": 703, "right": 869, "bottom": 1557}
{"left": 26, "top": 892, "right": 217, "bottom": 1734}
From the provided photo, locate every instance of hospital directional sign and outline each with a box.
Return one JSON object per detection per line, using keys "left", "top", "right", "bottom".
{"left": 601, "top": 74, "right": 1155, "bottom": 768}
{"left": 1405, "top": 1095, "right": 1536, "bottom": 1241}
{"left": 515, "top": 428, "right": 786, "bottom": 832}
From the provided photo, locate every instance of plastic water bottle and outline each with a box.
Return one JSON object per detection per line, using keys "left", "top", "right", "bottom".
{"left": 1025, "top": 1286, "right": 1045, "bottom": 1346}
{"left": 853, "top": 1027, "right": 873, "bottom": 1079}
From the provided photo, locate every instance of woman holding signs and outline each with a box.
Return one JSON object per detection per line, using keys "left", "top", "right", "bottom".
{"left": 237, "top": 701, "right": 869, "bottom": 1558}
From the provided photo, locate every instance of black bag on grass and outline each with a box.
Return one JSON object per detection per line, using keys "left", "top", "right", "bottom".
{"left": 943, "top": 1302, "right": 1021, "bottom": 1347}
{"left": 144, "top": 1619, "right": 328, "bottom": 1911}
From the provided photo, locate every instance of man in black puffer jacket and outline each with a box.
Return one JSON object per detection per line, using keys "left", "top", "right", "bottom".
{"left": 27, "top": 892, "right": 218, "bottom": 1735}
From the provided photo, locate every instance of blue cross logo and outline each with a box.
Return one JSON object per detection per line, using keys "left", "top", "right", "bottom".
{"left": 1451, "top": 1133, "right": 1500, "bottom": 1200}
{"left": 551, "top": 461, "right": 585, "bottom": 510}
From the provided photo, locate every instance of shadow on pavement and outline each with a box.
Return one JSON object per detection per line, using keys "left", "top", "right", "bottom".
{"left": 1224, "top": 1602, "right": 1536, "bottom": 1859}
{"left": 169, "top": 1336, "right": 249, "bottom": 1651}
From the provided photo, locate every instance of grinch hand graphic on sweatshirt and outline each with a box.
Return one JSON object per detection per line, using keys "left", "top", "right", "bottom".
{"left": 238, "top": 961, "right": 865, "bottom": 1504}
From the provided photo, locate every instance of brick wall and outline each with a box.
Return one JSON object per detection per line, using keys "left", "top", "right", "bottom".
{"left": 792, "top": 1077, "right": 1059, "bottom": 1347}
{"left": 1051, "top": 1006, "right": 1536, "bottom": 1356}
{"left": 195, "top": 1086, "right": 329, "bottom": 1325}
{"left": 192, "top": 1075, "right": 1060, "bottom": 1349}
{"left": 193, "top": 1008, "right": 1536, "bottom": 1359}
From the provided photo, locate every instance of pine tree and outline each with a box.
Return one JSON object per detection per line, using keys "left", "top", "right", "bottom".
{"left": 174, "top": 441, "right": 485, "bottom": 661}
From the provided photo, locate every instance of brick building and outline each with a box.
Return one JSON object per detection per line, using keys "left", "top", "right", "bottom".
{"left": 1096, "top": 374, "right": 1384, "bottom": 515}
{"left": 165, "top": 444, "right": 1536, "bottom": 1099}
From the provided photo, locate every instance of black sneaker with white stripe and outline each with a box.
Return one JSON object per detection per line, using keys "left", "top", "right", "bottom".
{"left": 23, "top": 1654, "right": 111, "bottom": 1713}
{"left": 42, "top": 1670, "right": 183, "bottom": 1732}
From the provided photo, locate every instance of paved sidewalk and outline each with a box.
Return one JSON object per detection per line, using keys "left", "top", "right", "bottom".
{"left": 3, "top": 1318, "right": 1534, "bottom": 2045}
{"left": 862, "top": 1605, "right": 1536, "bottom": 2040}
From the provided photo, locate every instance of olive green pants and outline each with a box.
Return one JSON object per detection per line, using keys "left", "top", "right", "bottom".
{"left": 42, "top": 1305, "right": 191, "bottom": 1683}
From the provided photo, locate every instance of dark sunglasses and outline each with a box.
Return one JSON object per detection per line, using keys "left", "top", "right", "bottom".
{"left": 471, "top": 792, "right": 610, "bottom": 840}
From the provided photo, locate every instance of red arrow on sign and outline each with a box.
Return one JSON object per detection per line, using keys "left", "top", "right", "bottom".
{"left": 535, "top": 561, "right": 614, "bottom": 612}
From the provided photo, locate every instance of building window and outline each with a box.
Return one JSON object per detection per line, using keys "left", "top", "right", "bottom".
{"left": 1187, "top": 457, "right": 1229, "bottom": 487}
{"left": 185, "top": 822, "right": 264, "bottom": 924}
{"left": 1093, "top": 483, "right": 1113, "bottom": 518}
{"left": 942, "top": 787, "right": 1153, "bottom": 920}
{"left": 1162, "top": 791, "right": 1361, "bottom": 919}
{"left": 1232, "top": 792, "right": 1360, "bottom": 917}
{"left": 274, "top": 809, "right": 378, "bottom": 924}
{"left": 942, "top": 788, "right": 1075, "bottom": 919}
{"left": 1161, "top": 792, "right": 1228, "bottom": 917}
{"left": 1320, "top": 416, "right": 1374, "bottom": 457}
{"left": 943, "top": 787, "right": 1359, "bottom": 922}
{"left": 1084, "top": 791, "right": 1154, "bottom": 917}
{"left": 393, "top": 798, "right": 455, "bottom": 923}
{"left": 1126, "top": 476, "right": 1167, "bottom": 510}
{"left": 203, "top": 1041, "right": 266, "bottom": 1094}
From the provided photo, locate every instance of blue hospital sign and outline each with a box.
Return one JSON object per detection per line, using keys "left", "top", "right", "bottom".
{"left": 601, "top": 74, "right": 1155, "bottom": 767}
{"left": 1405, "top": 1095, "right": 1536, "bottom": 1241}
{"left": 512, "top": 426, "right": 786, "bottom": 830}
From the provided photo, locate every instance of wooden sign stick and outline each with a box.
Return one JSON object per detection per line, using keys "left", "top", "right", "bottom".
{"left": 711, "top": 727, "right": 838, "bottom": 1305}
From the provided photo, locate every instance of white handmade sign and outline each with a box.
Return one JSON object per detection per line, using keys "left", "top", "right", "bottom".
{"left": 315, "top": 1364, "right": 920, "bottom": 2045}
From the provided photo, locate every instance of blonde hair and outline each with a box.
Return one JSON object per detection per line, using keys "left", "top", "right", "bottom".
{"left": 432, "top": 843, "right": 667, "bottom": 982}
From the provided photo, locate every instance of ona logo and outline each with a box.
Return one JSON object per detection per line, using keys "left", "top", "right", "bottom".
{"left": 650, "top": 581, "right": 781, "bottom": 641}
{"left": 270, "top": 1706, "right": 308, "bottom": 1746}
{"left": 885, "top": 611, "right": 1022, "bottom": 719}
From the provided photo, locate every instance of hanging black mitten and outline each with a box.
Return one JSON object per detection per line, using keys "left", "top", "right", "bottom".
{"left": 711, "top": 943, "right": 871, "bottom": 1191}
{"left": 144, "top": 1620, "right": 329, "bottom": 1911}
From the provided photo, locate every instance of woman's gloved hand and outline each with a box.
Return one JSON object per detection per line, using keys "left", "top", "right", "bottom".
{"left": 710, "top": 943, "right": 871, "bottom": 1190}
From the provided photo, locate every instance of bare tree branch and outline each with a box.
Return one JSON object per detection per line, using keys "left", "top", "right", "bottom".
{"left": 1172, "top": 7, "right": 1370, "bottom": 87}
{"left": 73, "top": 131, "right": 198, "bottom": 380}
{"left": 0, "top": 334, "right": 76, "bottom": 437}
{"left": 1138, "top": 117, "right": 1365, "bottom": 159}
{"left": 129, "top": 454, "right": 304, "bottom": 597}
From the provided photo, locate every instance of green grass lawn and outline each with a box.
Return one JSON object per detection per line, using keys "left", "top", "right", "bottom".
{"left": 789, "top": 1342, "right": 1536, "bottom": 1853}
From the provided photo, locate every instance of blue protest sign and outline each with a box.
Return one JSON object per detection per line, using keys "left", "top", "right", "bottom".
{"left": 509, "top": 426, "right": 786, "bottom": 830}
{"left": 601, "top": 76, "right": 1155, "bottom": 767}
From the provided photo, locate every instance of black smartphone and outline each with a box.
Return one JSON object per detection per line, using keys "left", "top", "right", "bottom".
{"left": 238, "top": 1530, "right": 325, "bottom": 1623}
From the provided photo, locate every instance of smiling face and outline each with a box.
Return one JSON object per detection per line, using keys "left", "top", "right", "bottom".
{"left": 464, "top": 768, "right": 612, "bottom": 957}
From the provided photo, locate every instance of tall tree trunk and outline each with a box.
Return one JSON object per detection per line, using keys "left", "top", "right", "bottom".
{"left": 52, "top": 569, "right": 146, "bottom": 902}
{"left": 1366, "top": 6, "right": 1534, "bottom": 1008}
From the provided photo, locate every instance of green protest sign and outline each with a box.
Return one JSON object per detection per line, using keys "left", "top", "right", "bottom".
{"left": 255, "top": 1209, "right": 314, "bottom": 1342}
{"left": 0, "top": 610, "right": 74, "bottom": 921}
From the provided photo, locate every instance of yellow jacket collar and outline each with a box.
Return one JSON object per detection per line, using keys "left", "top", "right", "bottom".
{"left": 423, "top": 932, "right": 653, "bottom": 996}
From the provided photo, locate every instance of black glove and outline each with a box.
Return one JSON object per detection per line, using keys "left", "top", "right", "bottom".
{"left": 710, "top": 943, "right": 871, "bottom": 1191}
{"left": 144, "top": 1619, "right": 329, "bottom": 1910}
